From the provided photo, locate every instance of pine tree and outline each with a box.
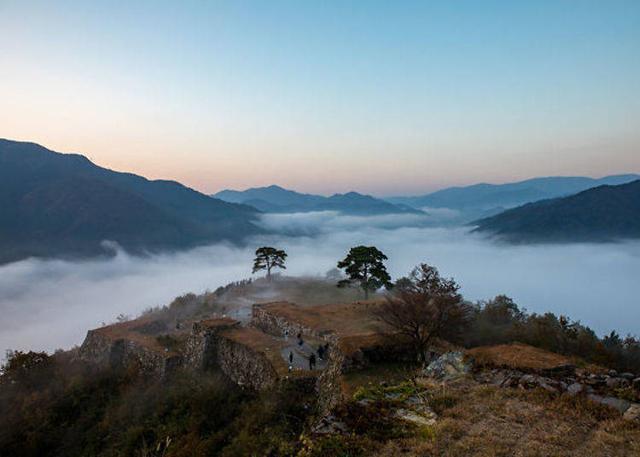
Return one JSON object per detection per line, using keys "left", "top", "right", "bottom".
{"left": 336, "top": 245, "right": 392, "bottom": 299}
{"left": 252, "top": 246, "right": 287, "bottom": 280}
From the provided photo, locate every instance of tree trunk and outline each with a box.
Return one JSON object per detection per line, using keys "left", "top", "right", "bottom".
{"left": 363, "top": 265, "right": 369, "bottom": 300}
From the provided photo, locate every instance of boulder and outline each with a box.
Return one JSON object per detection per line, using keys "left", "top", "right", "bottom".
{"left": 633, "top": 378, "right": 640, "bottom": 390}
{"left": 312, "top": 414, "right": 349, "bottom": 434}
{"left": 541, "top": 364, "right": 576, "bottom": 378}
{"left": 606, "top": 377, "right": 630, "bottom": 389}
{"left": 395, "top": 408, "right": 436, "bottom": 427}
{"left": 623, "top": 403, "right": 640, "bottom": 421}
{"left": 517, "top": 374, "right": 560, "bottom": 393}
{"left": 620, "top": 372, "right": 635, "bottom": 380}
{"left": 500, "top": 374, "right": 521, "bottom": 388}
{"left": 588, "top": 394, "right": 631, "bottom": 414}
{"left": 600, "top": 396, "right": 631, "bottom": 413}
{"left": 423, "top": 352, "right": 472, "bottom": 381}
{"left": 567, "top": 383, "right": 584, "bottom": 396}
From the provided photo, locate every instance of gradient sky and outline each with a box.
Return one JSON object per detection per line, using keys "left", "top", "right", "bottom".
{"left": 1, "top": 1, "right": 639, "bottom": 196}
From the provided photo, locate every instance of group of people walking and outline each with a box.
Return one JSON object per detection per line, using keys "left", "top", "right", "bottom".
{"left": 286, "top": 330, "right": 330, "bottom": 372}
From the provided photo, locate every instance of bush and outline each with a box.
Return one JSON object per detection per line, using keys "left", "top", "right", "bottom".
{"left": 464, "top": 295, "right": 640, "bottom": 373}
{"left": 0, "top": 352, "right": 315, "bottom": 457}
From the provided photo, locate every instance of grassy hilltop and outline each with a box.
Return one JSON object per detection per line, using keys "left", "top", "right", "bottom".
{"left": 1, "top": 276, "right": 639, "bottom": 456}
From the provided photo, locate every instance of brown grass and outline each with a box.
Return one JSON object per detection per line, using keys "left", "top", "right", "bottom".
{"left": 341, "top": 362, "right": 415, "bottom": 397}
{"left": 467, "top": 343, "right": 574, "bottom": 371}
{"left": 93, "top": 316, "right": 176, "bottom": 355}
{"left": 260, "top": 300, "right": 386, "bottom": 337}
{"left": 371, "top": 380, "right": 640, "bottom": 456}
{"left": 216, "top": 276, "right": 368, "bottom": 310}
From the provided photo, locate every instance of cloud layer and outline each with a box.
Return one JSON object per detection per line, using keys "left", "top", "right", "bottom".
{"left": 1, "top": 215, "right": 639, "bottom": 357}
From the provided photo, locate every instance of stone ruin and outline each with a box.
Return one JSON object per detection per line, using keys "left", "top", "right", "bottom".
{"left": 78, "top": 300, "right": 406, "bottom": 410}
{"left": 78, "top": 303, "right": 640, "bottom": 422}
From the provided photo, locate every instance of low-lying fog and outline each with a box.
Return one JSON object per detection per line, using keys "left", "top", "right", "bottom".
{"left": 1, "top": 211, "right": 639, "bottom": 357}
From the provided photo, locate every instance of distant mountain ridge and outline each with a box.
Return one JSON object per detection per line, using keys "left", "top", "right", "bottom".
{"left": 213, "top": 185, "right": 424, "bottom": 215}
{"left": 386, "top": 174, "right": 640, "bottom": 222}
{"left": 0, "top": 139, "right": 262, "bottom": 264}
{"left": 472, "top": 180, "right": 640, "bottom": 243}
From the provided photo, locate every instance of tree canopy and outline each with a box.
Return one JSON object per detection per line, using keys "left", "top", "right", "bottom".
{"left": 374, "top": 263, "right": 472, "bottom": 363}
{"left": 252, "top": 246, "right": 287, "bottom": 280}
{"left": 336, "top": 245, "right": 392, "bottom": 299}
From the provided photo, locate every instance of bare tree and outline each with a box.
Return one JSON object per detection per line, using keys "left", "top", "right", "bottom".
{"left": 373, "top": 263, "right": 472, "bottom": 363}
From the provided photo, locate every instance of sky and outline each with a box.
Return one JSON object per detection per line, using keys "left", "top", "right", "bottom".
{"left": 1, "top": 0, "right": 639, "bottom": 195}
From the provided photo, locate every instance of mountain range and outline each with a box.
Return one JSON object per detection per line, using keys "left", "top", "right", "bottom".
{"left": 213, "top": 185, "right": 423, "bottom": 215}
{"left": 0, "top": 139, "right": 262, "bottom": 264}
{"left": 386, "top": 174, "right": 640, "bottom": 222}
{"left": 2, "top": 138, "right": 639, "bottom": 264}
{"left": 473, "top": 180, "right": 640, "bottom": 243}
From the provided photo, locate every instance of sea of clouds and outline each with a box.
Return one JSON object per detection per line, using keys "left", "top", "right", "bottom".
{"left": 1, "top": 211, "right": 639, "bottom": 357}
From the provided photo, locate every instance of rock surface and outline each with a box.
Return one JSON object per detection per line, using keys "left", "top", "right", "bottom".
{"left": 395, "top": 408, "right": 436, "bottom": 426}
{"left": 623, "top": 403, "right": 640, "bottom": 421}
{"left": 424, "top": 352, "right": 471, "bottom": 380}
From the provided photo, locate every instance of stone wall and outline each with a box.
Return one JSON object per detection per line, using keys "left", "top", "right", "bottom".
{"left": 182, "top": 317, "right": 288, "bottom": 390}
{"left": 251, "top": 303, "right": 316, "bottom": 339}
{"left": 251, "top": 302, "right": 410, "bottom": 411}
{"left": 79, "top": 329, "right": 181, "bottom": 377}
{"left": 316, "top": 334, "right": 344, "bottom": 415}
{"left": 183, "top": 318, "right": 240, "bottom": 371}
{"left": 79, "top": 329, "right": 118, "bottom": 366}
{"left": 251, "top": 303, "right": 345, "bottom": 409}
{"left": 80, "top": 302, "right": 407, "bottom": 397}
{"left": 215, "top": 335, "right": 280, "bottom": 390}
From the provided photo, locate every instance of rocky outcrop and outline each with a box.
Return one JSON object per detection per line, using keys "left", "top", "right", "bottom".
{"left": 423, "top": 352, "right": 472, "bottom": 380}
{"left": 475, "top": 366, "right": 640, "bottom": 421}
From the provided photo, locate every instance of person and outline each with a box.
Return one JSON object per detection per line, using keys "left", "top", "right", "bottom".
{"left": 309, "top": 353, "right": 316, "bottom": 370}
{"left": 297, "top": 332, "right": 304, "bottom": 346}
{"left": 288, "top": 351, "right": 294, "bottom": 365}
{"left": 284, "top": 328, "right": 289, "bottom": 340}
{"left": 317, "top": 345, "right": 325, "bottom": 361}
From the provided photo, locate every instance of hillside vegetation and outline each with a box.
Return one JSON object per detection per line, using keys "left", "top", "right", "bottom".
{"left": 472, "top": 180, "right": 640, "bottom": 243}
{"left": 2, "top": 276, "right": 639, "bottom": 456}
{"left": 388, "top": 174, "right": 640, "bottom": 220}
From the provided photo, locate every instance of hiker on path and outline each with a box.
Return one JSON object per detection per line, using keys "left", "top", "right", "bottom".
{"left": 297, "top": 332, "right": 304, "bottom": 346}
{"left": 309, "top": 353, "right": 316, "bottom": 370}
{"left": 288, "top": 351, "right": 294, "bottom": 365}
{"left": 317, "top": 345, "right": 325, "bottom": 361}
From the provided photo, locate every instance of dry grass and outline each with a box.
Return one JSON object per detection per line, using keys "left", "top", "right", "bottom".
{"left": 467, "top": 343, "right": 574, "bottom": 371}
{"left": 260, "top": 300, "right": 385, "bottom": 337}
{"left": 216, "top": 276, "right": 368, "bottom": 309}
{"left": 198, "top": 317, "right": 240, "bottom": 330}
{"left": 93, "top": 316, "right": 178, "bottom": 355}
{"left": 341, "top": 362, "right": 415, "bottom": 397}
{"left": 371, "top": 380, "right": 640, "bottom": 456}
